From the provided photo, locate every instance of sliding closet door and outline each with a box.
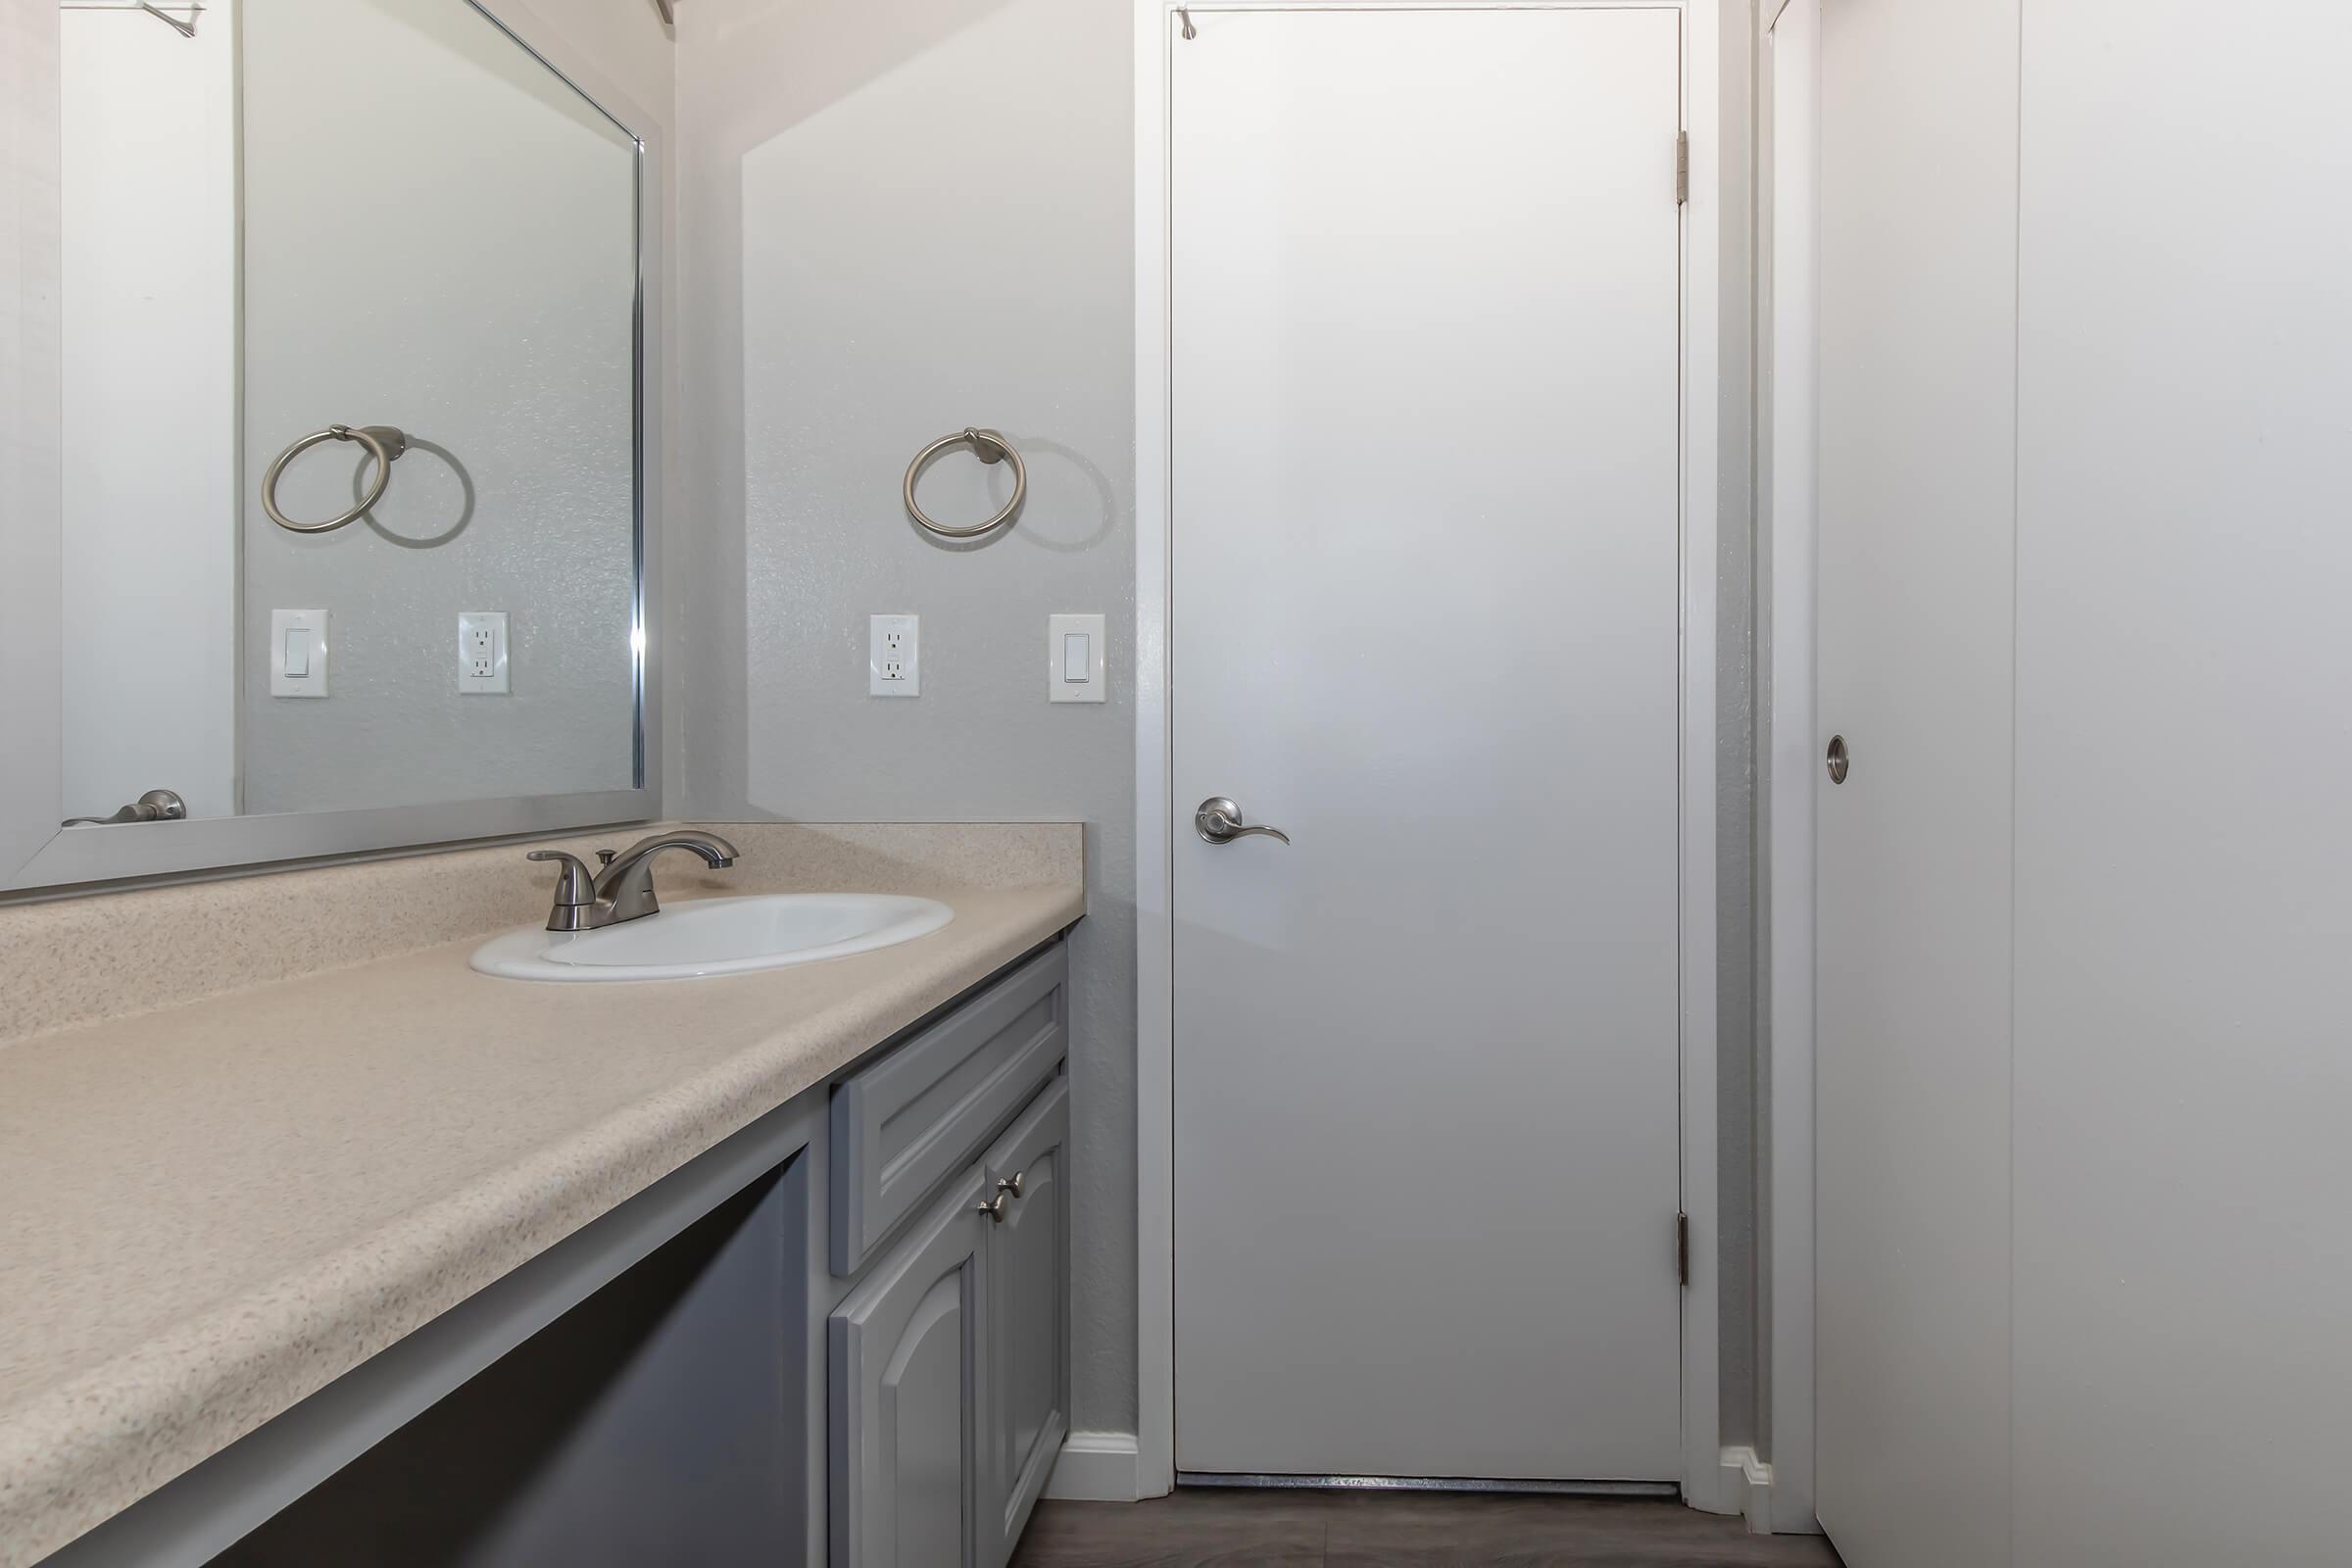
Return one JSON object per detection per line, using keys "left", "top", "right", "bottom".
{"left": 1813, "top": 2, "right": 2017, "bottom": 1564}
{"left": 2011, "top": 5, "right": 2352, "bottom": 1563}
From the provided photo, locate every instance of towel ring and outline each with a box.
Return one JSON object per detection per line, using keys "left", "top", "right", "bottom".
{"left": 261, "top": 423, "right": 408, "bottom": 534}
{"left": 903, "top": 427, "right": 1026, "bottom": 540}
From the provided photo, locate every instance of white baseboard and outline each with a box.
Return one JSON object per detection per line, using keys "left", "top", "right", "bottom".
{"left": 1044, "top": 1430, "right": 1143, "bottom": 1502}
{"left": 1717, "top": 1446, "right": 1775, "bottom": 1534}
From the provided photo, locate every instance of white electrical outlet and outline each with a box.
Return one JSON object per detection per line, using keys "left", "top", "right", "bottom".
{"left": 458, "top": 612, "right": 510, "bottom": 694}
{"left": 869, "top": 613, "right": 919, "bottom": 696}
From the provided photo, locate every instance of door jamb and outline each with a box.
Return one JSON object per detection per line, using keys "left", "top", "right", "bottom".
{"left": 1130, "top": 0, "right": 1726, "bottom": 1509}
{"left": 1759, "top": 0, "right": 1821, "bottom": 1533}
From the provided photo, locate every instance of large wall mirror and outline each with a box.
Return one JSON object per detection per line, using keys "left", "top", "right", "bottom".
{"left": 8, "top": 0, "right": 655, "bottom": 892}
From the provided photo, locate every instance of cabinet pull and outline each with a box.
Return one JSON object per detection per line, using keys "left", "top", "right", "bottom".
{"left": 997, "top": 1171, "right": 1024, "bottom": 1200}
{"left": 977, "top": 1192, "right": 1009, "bottom": 1224}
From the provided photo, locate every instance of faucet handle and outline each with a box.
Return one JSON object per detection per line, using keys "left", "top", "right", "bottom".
{"left": 526, "top": 850, "right": 600, "bottom": 913}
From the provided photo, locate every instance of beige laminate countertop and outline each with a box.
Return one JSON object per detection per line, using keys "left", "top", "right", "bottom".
{"left": 0, "top": 847, "right": 1082, "bottom": 1567}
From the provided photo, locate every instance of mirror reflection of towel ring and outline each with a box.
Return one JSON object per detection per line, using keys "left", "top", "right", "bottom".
{"left": 261, "top": 423, "right": 408, "bottom": 533}
{"left": 903, "top": 427, "right": 1026, "bottom": 540}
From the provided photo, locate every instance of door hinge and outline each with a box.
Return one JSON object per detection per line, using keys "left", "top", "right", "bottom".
{"left": 1675, "top": 131, "right": 1690, "bottom": 206}
{"left": 1676, "top": 1211, "right": 1690, "bottom": 1288}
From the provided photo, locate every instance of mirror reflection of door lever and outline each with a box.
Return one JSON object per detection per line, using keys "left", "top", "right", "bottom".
{"left": 63, "top": 789, "right": 188, "bottom": 827}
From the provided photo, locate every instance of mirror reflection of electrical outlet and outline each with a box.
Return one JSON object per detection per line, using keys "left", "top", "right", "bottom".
{"left": 458, "top": 612, "right": 510, "bottom": 694}
{"left": 869, "top": 613, "right": 919, "bottom": 697}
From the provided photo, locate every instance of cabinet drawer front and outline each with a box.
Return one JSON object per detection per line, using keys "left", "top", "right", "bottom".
{"left": 830, "top": 944, "right": 1067, "bottom": 1276}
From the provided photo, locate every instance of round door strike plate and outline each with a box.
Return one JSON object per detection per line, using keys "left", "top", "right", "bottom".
{"left": 1826, "top": 734, "right": 1850, "bottom": 785}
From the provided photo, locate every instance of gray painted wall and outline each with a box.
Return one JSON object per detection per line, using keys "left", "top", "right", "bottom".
{"left": 671, "top": 0, "right": 1139, "bottom": 1435}
{"left": 673, "top": 0, "right": 1760, "bottom": 1457}
{"left": 240, "top": 0, "right": 640, "bottom": 814}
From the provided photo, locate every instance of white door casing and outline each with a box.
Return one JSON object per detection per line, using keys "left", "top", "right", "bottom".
{"left": 1760, "top": 0, "right": 1819, "bottom": 1533}
{"left": 1167, "top": 4, "right": 1685, "bottom": 1484}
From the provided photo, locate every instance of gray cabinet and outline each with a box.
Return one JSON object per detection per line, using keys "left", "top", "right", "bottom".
{"left": 980, "top": 1078, "right": 1069, "bottom": 1568}
{"left": 828, "top": 1165, "right": 991, "bottom": 1568}
{"left": 831, "top": 945, "right": 1068, "bottom": 1276}
{"left": 826, "top": 1073, "right": 1070, "bottom": 1568}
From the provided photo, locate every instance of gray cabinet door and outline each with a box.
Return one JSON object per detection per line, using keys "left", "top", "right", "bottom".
{"left": 979, "top": 1078, "right": 1069, "bottom": 1568}
{"left": 829, "top": 1166, "right": 988, "bottom": 1568}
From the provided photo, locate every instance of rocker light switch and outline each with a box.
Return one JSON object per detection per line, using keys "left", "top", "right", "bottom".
{"left": 1048, "top": 613, "right": 1105, "bottom": 703}
{"left": 270, "top": 609, "right": 328, "bottom": 697}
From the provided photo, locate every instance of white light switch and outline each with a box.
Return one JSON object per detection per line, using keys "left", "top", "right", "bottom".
{"left": 270, "top": 609, "right": 328, "bottom": 697}
{"left": 458, "top": 612, "right": 510, "bottom": 694}
{"left": 1048, "top": 613, "right": 1105, "bottom": 703}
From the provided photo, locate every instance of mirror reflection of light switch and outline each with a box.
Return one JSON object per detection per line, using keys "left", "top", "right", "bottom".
{"left": 1047, "top": 613, "right": 1105, "bottom": 703}
{"left": 270, "top": 609, "right": 328, "bottom": 697}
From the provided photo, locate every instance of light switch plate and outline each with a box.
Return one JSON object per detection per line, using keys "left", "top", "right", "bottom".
{"left": 270, "top": 609, "right": 328, "bottom": 698}
{"left": 458, "top": 612, "right": 510, "bottom": 694}
{"left": 869, "top": 613, "right": 919, "bottom": 696}
{"left": 1048, "top": 613, "right": 1106, "bottom": 703}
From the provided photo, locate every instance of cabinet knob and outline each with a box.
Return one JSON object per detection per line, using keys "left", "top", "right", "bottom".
{"left": 997, "top": 1171, "right": 1024, "bottom": 1200}
{"left": 976, "top": 1193, "right": 1009, "bottom": 1224}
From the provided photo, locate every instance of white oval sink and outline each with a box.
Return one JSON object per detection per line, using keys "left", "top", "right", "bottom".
{"left": 469, "top": 894, "right": 954, "bottom": 982}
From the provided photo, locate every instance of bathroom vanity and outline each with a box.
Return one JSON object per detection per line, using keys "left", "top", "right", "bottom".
{"left": 0, "top": 825, "right": 1083, "bottom": 1568}
{"left": 206, "top": 943, "right": 1072, "bottom": 1568}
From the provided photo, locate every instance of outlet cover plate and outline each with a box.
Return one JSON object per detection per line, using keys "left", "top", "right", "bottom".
{"left": 869, "top": 613, "right": 919, "bottom": 696}
{"left": 459, "top": 612, "right": 510, "bottom": 694}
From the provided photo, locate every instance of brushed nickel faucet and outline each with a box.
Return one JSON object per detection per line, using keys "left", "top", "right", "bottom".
{"left": 527, "top": 829, "right": 739, "bottom": 932}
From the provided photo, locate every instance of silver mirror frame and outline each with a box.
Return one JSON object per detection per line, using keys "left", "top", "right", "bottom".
{"left": 0, "top": 0, "right": 663, "bottom": 895}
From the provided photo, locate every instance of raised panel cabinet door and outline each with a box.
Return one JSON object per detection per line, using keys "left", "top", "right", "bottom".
{"left": 829, "top": 1167, "right": 988, "bottom": 1568}
{"left": 978, "top": 1078, "right": 1069, "bottom": 1568}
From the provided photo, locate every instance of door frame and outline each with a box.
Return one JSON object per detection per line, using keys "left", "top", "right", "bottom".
{"left": 1759, "top": 0, "right": 1819, "bottom": 1533}
{"left": 1128, "top": 0, "right": 1726, "bottom": 1510}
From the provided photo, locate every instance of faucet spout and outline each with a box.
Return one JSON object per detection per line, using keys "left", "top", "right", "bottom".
{"left": 527, "top": 829, "right": 739, "bottom": 932}
{"left": 591, "top": 830, "right": 741, "bottom": 924}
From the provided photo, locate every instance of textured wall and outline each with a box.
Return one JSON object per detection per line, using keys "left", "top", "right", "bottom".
{"left": 239, "top": 0, "right": 640, "bottom": 814}
{"left": 672, "top": 0, "right": 1139, "bottom": 1434}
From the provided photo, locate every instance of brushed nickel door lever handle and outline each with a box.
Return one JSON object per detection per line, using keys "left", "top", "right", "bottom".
{"left": 1196, "top": 797, "right": 1291, "bottom": 846}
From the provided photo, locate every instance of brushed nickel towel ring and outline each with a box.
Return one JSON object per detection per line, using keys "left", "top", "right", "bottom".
{"left": 903, "top": 427, "right": 1026, "bottom": 540}
{"left": 261, "top": 423, "right": 408, "bottom": 534}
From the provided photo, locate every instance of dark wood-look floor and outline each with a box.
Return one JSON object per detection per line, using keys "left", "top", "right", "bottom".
{"left": 1011, "top": 1488, "right": 1845, "bottom": 1568}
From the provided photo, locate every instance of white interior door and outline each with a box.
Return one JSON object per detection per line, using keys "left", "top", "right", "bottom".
{"left": 1169, "top": 5, "right": 1685, "bottom": 1483}
{"left": 1813, "top": 2, "right": 2018, "bottom": 1563}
